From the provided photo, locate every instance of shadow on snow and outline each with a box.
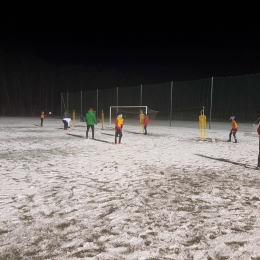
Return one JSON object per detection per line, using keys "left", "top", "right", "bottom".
{"left": 195, "top": 154, "right": 256, "bottom": 169}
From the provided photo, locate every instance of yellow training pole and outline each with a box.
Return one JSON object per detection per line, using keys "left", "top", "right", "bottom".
{"left": 72, "top": 110, "right": 76, "bottom": 129}
{"left": 101, "top": 110, "right": 104, "bottom": 130}
{"left": 140, "top": 110, "right": 145, "bottom": 133}
{"left": 199, "top": 110, "right": 206, "bottom": 140}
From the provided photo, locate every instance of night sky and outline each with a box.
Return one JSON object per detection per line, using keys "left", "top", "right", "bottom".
{"left": 1, "top": 0, "right": 260, "bottom": 86}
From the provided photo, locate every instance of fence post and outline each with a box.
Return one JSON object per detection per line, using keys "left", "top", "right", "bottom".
{"left": 101, "top": 110, "right": 104, "bottom": 130}
{"left": 67, "top": 91, "right": 69, "bottom": 114}
{"left": 209, "top": 77, "right": 213, "bottom": 129}
{"left": 116, "top": 87, "right": 118, "bottom": 114}
{"left": 140, "top": 84, "right": 142, "bottom": 106}
{"left": 61, "top": 93, "right": 62, "bottom": 118}
{"left": 80, "top": 91, "right": 82, "bottom": 116}
{"left": 72, "top": 110, "right": 75, "bottom": 129}
{"left": 170, "top": 81, "right": 173, "bottom": 126}
{"left": 97, "top": 89, "right": 99, "bottom": 119}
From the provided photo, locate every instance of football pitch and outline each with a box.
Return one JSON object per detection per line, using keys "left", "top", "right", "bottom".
{"left": 0, "top": 117, "right": 259, "bottom": 259}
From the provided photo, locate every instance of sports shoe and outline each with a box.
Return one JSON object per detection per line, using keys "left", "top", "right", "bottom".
{"left": 255, "top": 167, "right": 260, "bottom": 170}
{"left": 227, "top": 140, "right": 231, "bottom": 142}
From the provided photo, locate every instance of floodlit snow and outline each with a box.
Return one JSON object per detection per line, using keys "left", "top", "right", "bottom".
{"left": 0, "top": 116, "right": 260, "bottom": 260}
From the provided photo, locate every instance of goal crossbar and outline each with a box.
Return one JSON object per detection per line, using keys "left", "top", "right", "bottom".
{"left": 109, "top": 106, "right": 147, "bottom": 124}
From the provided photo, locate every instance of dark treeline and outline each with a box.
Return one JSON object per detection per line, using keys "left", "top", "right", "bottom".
{"left": 0, "top": 50, "right": 142, "bottom": 116}
{"left": 2, "top": 49, "right": 260, "bottom": 120}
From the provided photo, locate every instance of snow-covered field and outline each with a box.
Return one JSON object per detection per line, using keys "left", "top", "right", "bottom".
{"left": 1, "top": 116, "right": 260, "bottom": 260}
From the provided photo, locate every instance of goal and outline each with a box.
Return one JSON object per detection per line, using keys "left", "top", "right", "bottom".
{"left": 109, "top": 106, "right": 159, "bottom": 124}
{"left": 110, "top": 106, "right": 147, "bottom": 124}
{"left": 252, "top": 117, "right": 260, "bottom": 134}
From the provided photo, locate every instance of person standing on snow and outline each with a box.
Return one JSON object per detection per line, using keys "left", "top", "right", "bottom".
{"left": 118, "top": 114, "right": 124, "bottom": 129}
{"left": 120, "top": 115, "right": 124, "bottom": 129}
{"left": 40, "top": 111, "right": 45, "bottom": 126}
{"left": 257, "top": 124, "right": 260, "bottom": 170}
{"left": 115, "top": 113, "right": 123, "bottom": 144}
{"left": 85, "top": 108, "right": 97, "bottom": 139}
{"left": 144, "top": 114, "right": 149, "bottom": 135}
{"left": 228, "top": 116, "right": 238, "bottom": 143}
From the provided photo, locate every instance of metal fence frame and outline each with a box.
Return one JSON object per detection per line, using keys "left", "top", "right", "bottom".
{"left": 62, "top": 74, "right": 260, "bottom": 128}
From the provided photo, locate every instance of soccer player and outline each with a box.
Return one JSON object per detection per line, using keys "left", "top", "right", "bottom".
{"left": 40, "top": 111, "right": 45, "bottom": 126}
{"left": 257, "top": 124, "right": 260, "bottom": 170}
{"left": 119, "top": 115, "right": 124, "bottom": 129}
{"left": 115, "top": 113, "right": 123, "bottom": 144}
{"left": 144, "top": 114, "right": 149, "bottom": 135}
{"left": 62, "top": 117, "right": 71, "bottom": 130}
{"left": 85, "top": 108, "right": 97, "bottom": 139}
{"left": 228, "top": 116, "right": 238, "bottom": 143}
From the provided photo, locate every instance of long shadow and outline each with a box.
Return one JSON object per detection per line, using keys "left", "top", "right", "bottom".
{"left": 66, "top": 133, "right": 113, "bottom": 143}
{"left": 102, "top": 130, "right": 141, "bottom": 135}
{"left": 103, "top": 130, "right": 161, "bottom": 137}
{"left": 10, "top": 124, "right": 41, "bottom": 128}
{"left": 90, "top": 138, "right": 113, "bottom": 144}
{"left": 66, "top": 133, "right": 85, "bottom": 139}
{"left": 74, "top": 125, "right": 87, "bottom": 127}
{"left": 101, "top": 133, "right": 114, "bottom": 136}
{"left": 195, "top": 154, "right": 255, "bottom": 169}
{"left": 123, "top": 130, "right": 142, "bottom": 135}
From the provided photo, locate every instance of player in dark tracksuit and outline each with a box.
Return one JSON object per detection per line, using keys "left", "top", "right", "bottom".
{"left": 144, "top": 114, "right": 149, "bottom": 135}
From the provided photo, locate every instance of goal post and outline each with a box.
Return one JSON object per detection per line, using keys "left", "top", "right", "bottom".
{"left": 109, "top": 106, "right": 147, "bottom": 125}
{"left": 252, "top": 117, "right": 260, "bottom": 134}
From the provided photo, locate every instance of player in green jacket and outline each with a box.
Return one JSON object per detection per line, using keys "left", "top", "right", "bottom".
{"left": 85, "top": 108, "right": 97, "bottom": 139}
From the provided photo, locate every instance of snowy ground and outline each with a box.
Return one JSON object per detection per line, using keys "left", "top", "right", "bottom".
{"left": 1, "top": 116, "right": 260, "bottom": 260}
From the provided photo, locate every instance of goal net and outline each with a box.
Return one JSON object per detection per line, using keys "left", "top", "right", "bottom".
{"left": 109, "top": 106, "right": 159, "bottom": 124}
{"left": 252, "top": 117, "right": 260, "bottom": 134}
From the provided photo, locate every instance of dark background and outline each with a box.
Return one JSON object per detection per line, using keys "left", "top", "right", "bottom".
{"left": 1, "top": 0, "right": 260, "bottom": 115}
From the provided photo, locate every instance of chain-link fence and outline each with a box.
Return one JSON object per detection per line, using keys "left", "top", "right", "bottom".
{"left": 62, "top": 73, "right": 260, "bottom": 124}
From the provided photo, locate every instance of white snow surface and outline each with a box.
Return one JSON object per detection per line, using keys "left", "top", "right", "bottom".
{"left": 0, "top": 117, "right": 260, "bottom": 260}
